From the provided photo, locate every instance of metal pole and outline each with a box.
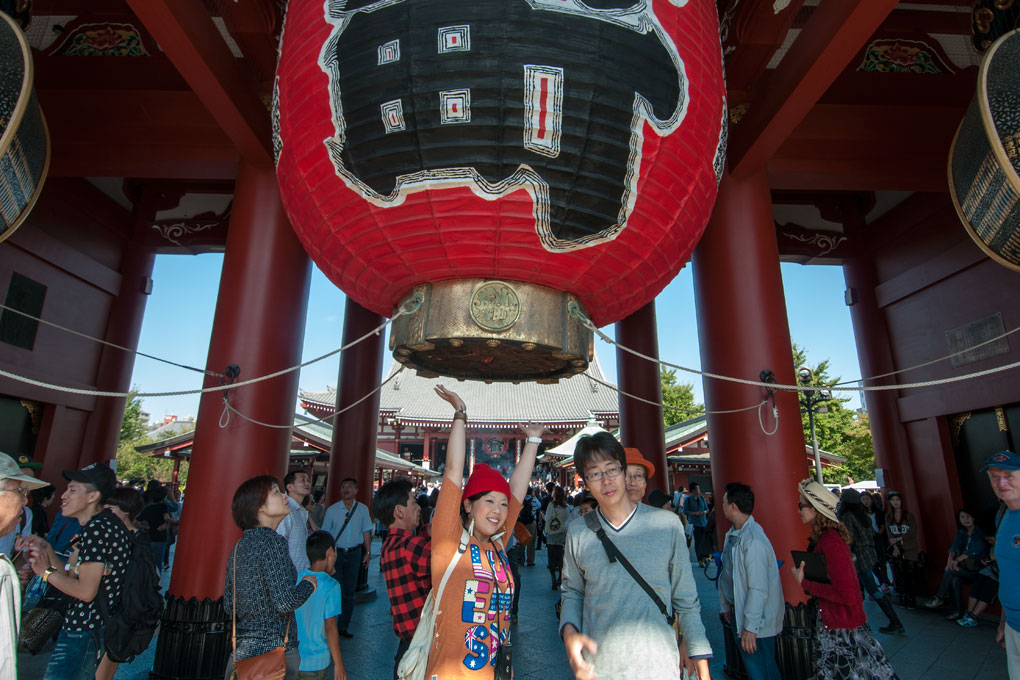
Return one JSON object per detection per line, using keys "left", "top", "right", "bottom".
{"left": 809, "top": 404, "right": 823, "bottom": 483}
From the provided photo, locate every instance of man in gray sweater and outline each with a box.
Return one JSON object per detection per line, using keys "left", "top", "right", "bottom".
{"left": 560, "top": 432, "right": 712, "bottom": 680}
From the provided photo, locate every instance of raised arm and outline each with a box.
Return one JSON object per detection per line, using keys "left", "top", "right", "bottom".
{"left": 510, "top": 422, "right": 547, "bottom": 503}
{"left": 434, "top": 385, "right": 467, "bottom": 487}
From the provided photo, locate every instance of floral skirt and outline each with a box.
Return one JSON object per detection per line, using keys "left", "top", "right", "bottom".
{"left": 814, "top": 614, "right": 898, "bottom": 680}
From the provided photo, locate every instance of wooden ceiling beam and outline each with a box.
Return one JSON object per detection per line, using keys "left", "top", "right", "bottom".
{"left": 767, "top": 157, "right": 949, "bottom": 192}
{"left": 124, "top": 0, "right": 271, "bottom": 163}
{"left": 729, "top": 0, "right": 900, "bottom": 178}
{"left": 722, "top": 0, "right": 806, "bottom": 97}
{"left": 39, "top": 89, "right": 239, "bottom": 179}
{"left": 764, "top": 100, "right": 963, "bottom": 192}
{"left": 49, "top": 144, "right": 239, "bottom": 180}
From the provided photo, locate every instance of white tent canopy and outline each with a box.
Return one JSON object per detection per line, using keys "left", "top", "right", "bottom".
{"left": 843, "top": 480, "right": 879, "bottom": 490}
{"left": 540, "top": 421, "right": 611, "bottom": 461}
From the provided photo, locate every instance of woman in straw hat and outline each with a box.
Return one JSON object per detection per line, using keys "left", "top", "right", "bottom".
{"left": 793, "top": 479, "right": 898, "bottom": 680}
{"left": 424, "top": 385, "right": 547, "bottom": 679}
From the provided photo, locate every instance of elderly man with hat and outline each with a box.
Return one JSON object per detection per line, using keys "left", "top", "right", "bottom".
{"left": 624, "top": 447, "right": 654, "bottom": 504}
{"left": 0, "top": 452, "right": 49, "bottom": 677}
{"left": 984, "top": 451, "right": 1020, "bottom": 678}
{"left": 21, "top": 462, "right": 133, "bottom": 680}
{"left": 0, "top": 452, "right": 43, "bottom": 560}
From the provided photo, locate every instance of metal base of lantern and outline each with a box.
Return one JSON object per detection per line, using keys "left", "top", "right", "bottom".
{"left": 390, "top": 279, "right": 594, "bottom": 383}
{"left": 150, "top": 596, "right": 230, "bottom": 680}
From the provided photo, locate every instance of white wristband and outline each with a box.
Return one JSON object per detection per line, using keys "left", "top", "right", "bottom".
{"left": 526, "top": 436, "right": 542, "bottom": 445}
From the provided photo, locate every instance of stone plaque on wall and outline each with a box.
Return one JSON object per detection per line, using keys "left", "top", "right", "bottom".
{"left": 946, "top": 312, "right": 1010, "bottom": 368}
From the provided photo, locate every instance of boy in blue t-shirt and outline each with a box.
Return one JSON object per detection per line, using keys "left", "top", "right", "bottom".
{"left": 296, "top": 531, "right": 347, "bottom": 680}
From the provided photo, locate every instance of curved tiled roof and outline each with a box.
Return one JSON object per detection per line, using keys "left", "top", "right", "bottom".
{"left": 300, "top": 353, "right": 619, "bottom": 426}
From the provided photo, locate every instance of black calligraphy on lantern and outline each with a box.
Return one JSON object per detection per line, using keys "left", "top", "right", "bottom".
{"left": 316, "top": 0, "right": 689, "bottom": 252}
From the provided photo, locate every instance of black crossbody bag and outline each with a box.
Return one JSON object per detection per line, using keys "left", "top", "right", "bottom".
{"left": 583, "top": 511, "right": 678, "bottom": 633}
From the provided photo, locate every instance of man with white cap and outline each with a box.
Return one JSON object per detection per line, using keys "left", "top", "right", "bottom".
{"left": 983, "top": 450, "right": 1020, "bottom": 678}
{"left": 0, "top": 451, "right": 49, "bottom": 679}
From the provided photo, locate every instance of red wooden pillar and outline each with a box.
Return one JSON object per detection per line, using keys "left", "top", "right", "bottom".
{"left": 616, "top": 300, "right": 668, "bottom": 493}
{"left": 153, "top": 161, "right": 311, "bottom": 678}
{"left": 327, "top": 300, "right": 385, "bottom": 507}
{"left": 840, "top": 212, "right": 922, "bottom": 535}
{"left": 80, "top": 189, "right": 166, "bottom": 466}
{"left": 693, "top": 170, "right": 809, "bottom": 602}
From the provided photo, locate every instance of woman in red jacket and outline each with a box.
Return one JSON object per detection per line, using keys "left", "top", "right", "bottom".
{"left": 792, "top": 479, "right": 898, "bottom": 680}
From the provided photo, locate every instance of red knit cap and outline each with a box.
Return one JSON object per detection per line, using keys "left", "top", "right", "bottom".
{"left": 462, "top": 463, "right": 511, "bottom": 499}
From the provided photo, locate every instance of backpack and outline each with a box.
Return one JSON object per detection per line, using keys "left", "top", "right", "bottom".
{"left": 519, "top": 498, "right": 534, "bottom": 525}
{"left": 98, "top": 530, "right": 165, "bottom": 663}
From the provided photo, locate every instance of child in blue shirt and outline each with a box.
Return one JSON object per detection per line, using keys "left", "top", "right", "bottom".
{"left": 296, "top": 531, "right": 347, "bottom": 680}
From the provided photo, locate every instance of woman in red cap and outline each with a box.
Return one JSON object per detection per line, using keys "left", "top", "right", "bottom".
{"left": 426, "top": 385, "right": 546, "bottom": 679}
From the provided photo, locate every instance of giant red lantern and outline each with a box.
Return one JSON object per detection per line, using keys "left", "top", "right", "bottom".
{"left": 275, "top": 0, "right": 726, "bottom": 382}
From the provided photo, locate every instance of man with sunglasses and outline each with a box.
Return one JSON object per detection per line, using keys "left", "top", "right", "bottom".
{"left": 559, "top": 432, "right": 711, "bottom": 680}
{"left": 0, "top": 451, "right": 50, "bottom": 678}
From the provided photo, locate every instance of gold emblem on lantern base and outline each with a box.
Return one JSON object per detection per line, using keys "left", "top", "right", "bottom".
{"left": 390, "top": 279, "right": 594, "bottom": 382}
{"left": 470, "top": 281, "right": 521, "bottom": 331}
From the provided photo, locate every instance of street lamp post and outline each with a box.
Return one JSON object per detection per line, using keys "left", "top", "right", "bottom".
{"left": 798, "top": 366, "right": 831, "bottom": 484}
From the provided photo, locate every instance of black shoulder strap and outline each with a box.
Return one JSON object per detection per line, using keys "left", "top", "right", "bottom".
{"left": 333, "top": 501, "right": 358, "bottom": 545}
{"left": 583, "top": 511, "right": 674, "bottom": 626}
{"left": 997, "top": 502, "right": 1008, "bottom": 530}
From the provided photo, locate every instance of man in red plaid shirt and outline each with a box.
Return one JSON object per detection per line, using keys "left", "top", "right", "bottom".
{"left": 376, "top": 478, "right": 432, "bottom": 680}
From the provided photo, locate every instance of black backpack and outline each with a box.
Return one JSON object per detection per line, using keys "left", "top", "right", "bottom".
{"left": 98, "top": 530, "right": 165, "bottom": 663}
{"left": 519, "top": 498, "right": 534, "bottom": 525}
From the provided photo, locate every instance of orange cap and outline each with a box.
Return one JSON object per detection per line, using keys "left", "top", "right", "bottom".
{"left": 624, "top": 447, "right": 655, "bottom": 479}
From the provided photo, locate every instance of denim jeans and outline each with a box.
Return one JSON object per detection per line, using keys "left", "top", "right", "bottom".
{"left": 737, "top": 634, "right": 781, "bottom": 680}
{"left": 43, "top": 628, "right": 103, "bottom": 680}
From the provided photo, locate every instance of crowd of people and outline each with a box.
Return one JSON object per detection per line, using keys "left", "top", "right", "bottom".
{"left": 1, "top": 401, "right": 1018, "bottom": 680}
{"left": 0, "top": 455, "right": 177, "bottom": 679}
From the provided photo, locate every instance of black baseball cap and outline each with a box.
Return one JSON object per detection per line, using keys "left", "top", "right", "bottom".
{"left": 62, "top": 462, "right": 116, "bottom": 499}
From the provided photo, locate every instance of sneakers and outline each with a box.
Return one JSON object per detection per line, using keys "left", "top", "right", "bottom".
{"left": 957, "top": 613, "right": 978, "bottom": 628}
{"left": 879, "top": 622, "right": 905, "bottom": 635}
{"left": 945, "top": 611, "right": 962, "bottom": 621}
{"left": 923, "top": 596, "right": 944, "bottom": 609}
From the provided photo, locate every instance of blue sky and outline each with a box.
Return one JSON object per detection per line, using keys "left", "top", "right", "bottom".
{"left": 130, "top": 254, "right": 863, "bottom": 423}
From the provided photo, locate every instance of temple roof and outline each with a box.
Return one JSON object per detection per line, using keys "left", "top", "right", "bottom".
{"left": 299, "top": 353, "right": 620, "bottom": 428}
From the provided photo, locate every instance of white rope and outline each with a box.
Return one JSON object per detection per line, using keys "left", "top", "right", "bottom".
{"left": 758, "top": 402, "right": 779, "bottom": 436}
{"left": 835, "top": 322, "right": 1020, "bottom": 385}
{"left": 0, "top": 307, "right": 406, "bottom": 398}
{"left": 0, "top": 302, "right": 219, "bottom": 376}
{"left": 584, "top": 371, "right": 766, "bottom": 419}
{"left": 219, "top": 366, "right": 407, "bottom": 429}
{"left": 579, "top": 315, "right": 1020, "bottom": 393}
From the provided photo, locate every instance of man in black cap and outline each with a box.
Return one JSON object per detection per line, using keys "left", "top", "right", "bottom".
{"left": 21, "top": 462, "right": 132, "bottom": 680}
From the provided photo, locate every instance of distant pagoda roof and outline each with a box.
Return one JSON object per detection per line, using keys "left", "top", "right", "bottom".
{"left": 299, "top": 353, "right": 620, "bottom": 430}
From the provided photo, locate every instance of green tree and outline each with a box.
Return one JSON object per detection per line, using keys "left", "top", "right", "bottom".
{"left": 115, "top": 389, "right": 189, "bottom": 485}
{"left": 792, "top": 344, "right": 874, "bottom": 484}
{"left": 119, "top": 389, "right": 148, "bottom": 443}
{"left": 660, "top": 367, "right": 702, "bottom": 427}
{"left": 826, "top": 412, "right": 876, "bottom": 485}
